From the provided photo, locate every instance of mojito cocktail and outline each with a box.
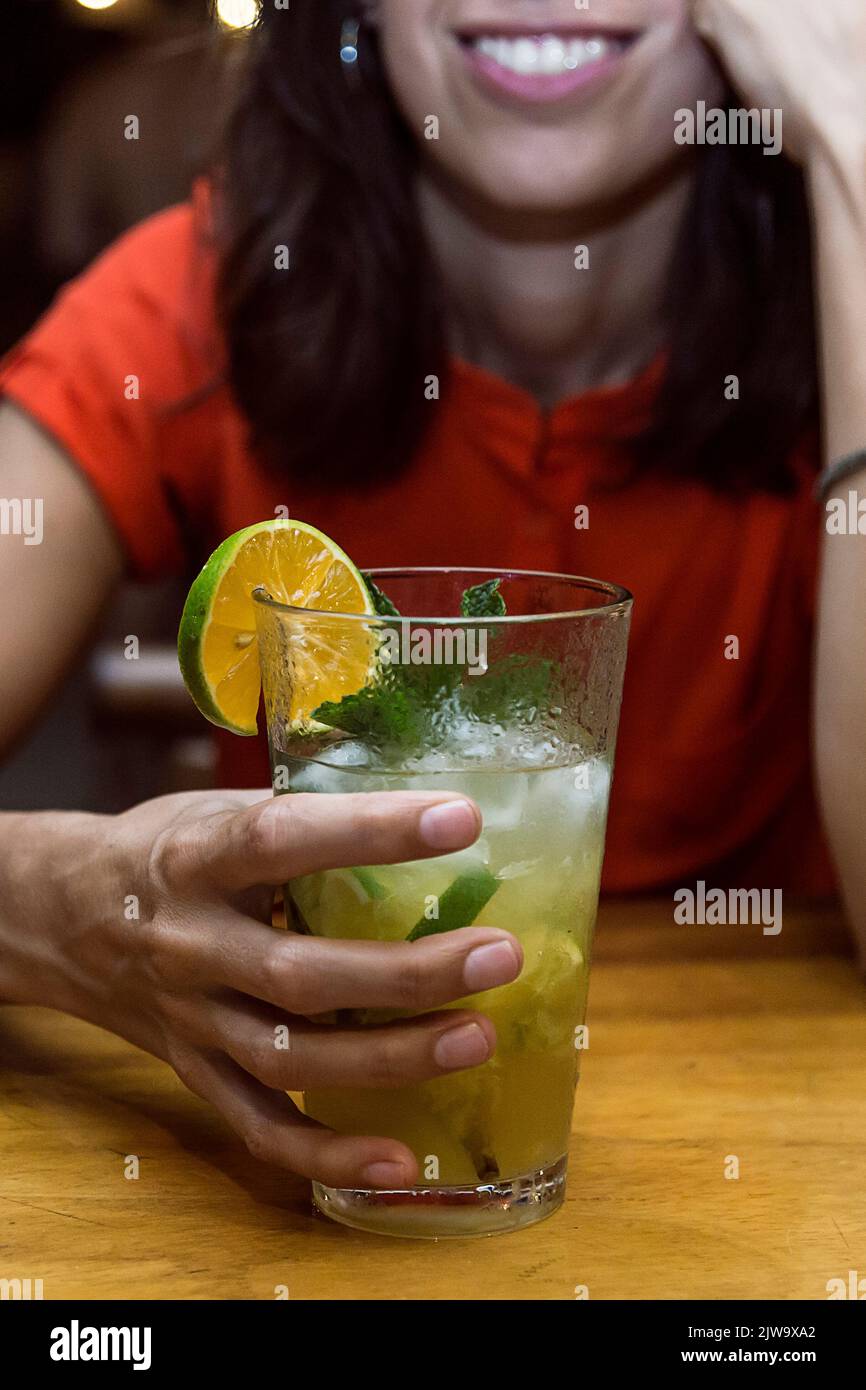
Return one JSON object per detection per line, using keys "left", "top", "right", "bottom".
{"left": 256, "top": 566, "right": 631, "bottom": 1237}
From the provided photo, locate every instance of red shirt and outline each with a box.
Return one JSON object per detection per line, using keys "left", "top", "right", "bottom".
{"left": 0, "top": 196, "right": 834, "bottom": 895}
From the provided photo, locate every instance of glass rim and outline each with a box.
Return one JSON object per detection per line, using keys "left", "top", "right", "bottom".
{"left": 252, "top": 566, "right": 633, "bottom": 625}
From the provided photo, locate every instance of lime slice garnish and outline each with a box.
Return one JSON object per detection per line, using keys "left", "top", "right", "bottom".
{"left": 178, "top": 519, "right": 376, "bottom": 735}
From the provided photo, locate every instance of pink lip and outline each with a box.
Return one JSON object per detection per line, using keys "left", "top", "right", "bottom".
{"left": 459, "top": 40, "right": 630, "bottom": 107}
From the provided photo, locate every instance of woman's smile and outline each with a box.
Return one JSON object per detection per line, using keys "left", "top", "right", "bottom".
{"left": 376, "top": 3, "right": 715, "bottom": 214}
{"left": 453, "top": 23, "right": 644, "bottom": 109}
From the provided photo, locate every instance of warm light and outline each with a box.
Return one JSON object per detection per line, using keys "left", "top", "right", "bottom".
{"left": 75, "top": 0, "right": 120, "bottom": 10}
{"left": 215, "top": 0, "right": 260, "bottom": 29}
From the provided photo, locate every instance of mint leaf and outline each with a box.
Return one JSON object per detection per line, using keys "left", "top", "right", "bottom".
{"left": 312, "top": 647, "right": 462, "bottom": 744}
{"left": 313, "top": 681, "right": 423, "bottom": 744}
{"left": 312, "top": 605, "right": 464, "bottom": 746}
{"left": 461, "top": 578, "right": 506, "bottom": 619}
{"left": 363, "top": 574, "right": 401, "bottom": 617}
{"left": 459, "top": 652, "right": 557, "bottom": 723}
{"left": 311, "top": 574, "right": 560, "bottom": 746}
{"left": 351, "top": 867, "right": 388, "bottom": 900}
{"left": 407, "top": 866, "right": 499, "bottom": 942}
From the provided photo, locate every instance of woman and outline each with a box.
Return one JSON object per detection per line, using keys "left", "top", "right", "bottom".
{"left": 0, "top": 0, "right": 864, "bottom": 1189}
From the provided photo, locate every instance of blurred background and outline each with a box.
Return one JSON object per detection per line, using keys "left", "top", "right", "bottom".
{"left": 0, "top": 0, "right": 259, "bottom": 812}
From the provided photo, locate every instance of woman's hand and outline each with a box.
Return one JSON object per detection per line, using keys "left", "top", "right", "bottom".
{"left": 692, "top": 0, "right": 866, "bottom": 164}
{"left": 0, "top": 790, "right": 521, "bottom": 1189}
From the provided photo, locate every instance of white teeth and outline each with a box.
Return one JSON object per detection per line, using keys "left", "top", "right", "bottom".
{"left": 472, "top": 34, "right": 615, "bottom": 76}
{"left": 537, "top": 36, "right": 566, "bottom": 75}
{"left": 513, "top": 37, "right": 541, "bottom": 73}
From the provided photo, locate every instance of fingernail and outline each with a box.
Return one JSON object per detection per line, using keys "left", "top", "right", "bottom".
{"left": 434, "top": 1022, "right": 490, "bottom": 1070}
{"left": 463, "top": 941, "right": 521, "bottom": 993}
{"left": 419, "top": 800, "right": 478, "bottom": 850}
{"left": 361, "top": 1162, "right": 408, "bottom": 1189}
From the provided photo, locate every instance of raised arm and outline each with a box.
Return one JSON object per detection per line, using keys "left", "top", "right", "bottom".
{"left": 809, "top": 140, "right": 866, "bottom": 961}
{"left": 694, "top": 0, "right": 866, "bottom": 955}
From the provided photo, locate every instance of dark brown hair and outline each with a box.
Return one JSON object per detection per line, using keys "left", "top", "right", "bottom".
{"left": 215, "top": 2, "right": 818, "bottom": 494}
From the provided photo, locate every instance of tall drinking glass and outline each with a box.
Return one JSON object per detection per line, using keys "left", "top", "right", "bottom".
{"left": 254, "top": 569, "right": 631, "bottom": 1237}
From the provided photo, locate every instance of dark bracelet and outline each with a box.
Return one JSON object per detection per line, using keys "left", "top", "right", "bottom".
{"left": 814, "top": 448, "right": 866, "bottom": 502}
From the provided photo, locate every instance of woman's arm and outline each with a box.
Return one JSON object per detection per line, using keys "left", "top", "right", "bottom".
{"left": 694, "top": 0, "right": 866, "bottom": 955}
{"left": 809, "top": 143, "right": 866, "bottom": 961}
{"left": 0, "top": 401, "right": 123, "bottom": 755}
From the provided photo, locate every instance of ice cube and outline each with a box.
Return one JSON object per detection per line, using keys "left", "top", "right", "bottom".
{"left": 319, "top": 740, "right": 370, "bottom": 768}
{"left": 477, "top": 773, "right": 530, "bottom": 831}
{"left": 497, "top": 858, "right": 539, "bottom": 880}
{"left": 290, "top": 757, "right": 367, "bottom": 794}
{"left": 287, "top": 762, "right": 327, "bottom": 793}
{"left": 513, "top": 736, "right": 562, "bottom": 767}
{"left": 525, "top": 757, "right": 610, "bottom": 832}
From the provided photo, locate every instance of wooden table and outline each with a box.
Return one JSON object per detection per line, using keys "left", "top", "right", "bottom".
{"left": 1, "top": 899, "right": 864, "bottom": 1301}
